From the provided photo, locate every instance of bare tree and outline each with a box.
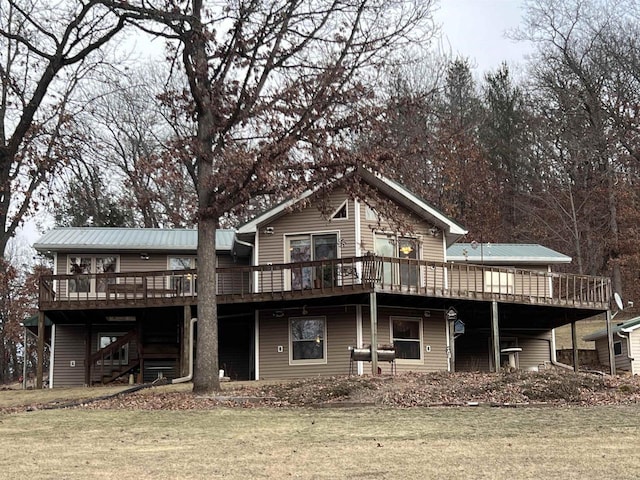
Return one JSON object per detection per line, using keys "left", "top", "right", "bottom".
{"left": 98, "top": 0, "right": 435, "bottom": 392}
{"left": 0, "top": 0, "right": 128, "bottom": 255}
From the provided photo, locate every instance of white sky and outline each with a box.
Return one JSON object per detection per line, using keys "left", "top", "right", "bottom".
{"left": 435, "top": 0, "right": 532, "bottom": 74}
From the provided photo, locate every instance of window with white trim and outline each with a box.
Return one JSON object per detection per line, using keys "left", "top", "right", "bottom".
{"left": 68, "top": 256, "right": 118, "bottom": 294}
{"left": 391, "top": 317, "right": 422, "bottom": 361}
{"left": 97, "top": 332, "right": 129, "bottom": 365}
{"left": 168, "top": 256, "right": 197, "bottom": 294}
{"left": 331, "top": 200, "right": 348, "bottom": 220}
{"left": 614, "top": 341, "right": 623, "bottom": 356}
{"left": 484, "top": 270, "right": 514, "bottom": 294}
{"left": 290, "top": 317, "right": 326, "bottom": 363}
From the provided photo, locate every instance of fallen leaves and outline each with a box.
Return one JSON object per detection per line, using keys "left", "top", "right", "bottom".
{"left": 4, "top": 369, "right": 640, "bottom": 413}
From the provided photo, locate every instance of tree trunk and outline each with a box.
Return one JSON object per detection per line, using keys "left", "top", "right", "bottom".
{"left": 193, "top": 216, "right": 220, "bottom": 393}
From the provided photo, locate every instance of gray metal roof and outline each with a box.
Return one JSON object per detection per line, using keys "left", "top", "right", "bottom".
{"left": 446, "top": 243, "right": 572, "bottom": 265}
{"left": 583, "top": 316, "right": 640, "bottom": 341}
{"left": 33, "top": 227, "right": 236, "bottom": 252}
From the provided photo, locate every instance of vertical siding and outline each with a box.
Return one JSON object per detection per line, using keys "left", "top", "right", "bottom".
{"left": 52, "top": 325, "right": 86, "bottom": 387}
{"left": 631, "top": 332, "right": 640, "bottom": 375}
{"left": 258, "top": 306, "right": 357, "bottom": 379}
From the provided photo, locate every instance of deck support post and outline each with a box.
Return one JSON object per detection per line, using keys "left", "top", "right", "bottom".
{"left": 491, "top": 301, "right": 500, "bottom": 373}
{"left": 606, "top": 309, "right": 616, "bottom": 375}
{"left": 181, "top": 305, "right": 192, "bottom": 377}
{"left": 84, "top": 321, "right": 92, "bottom": 386}
{"left": 36, "top": 311, "right": 45, "bottom": 389}
{"left": 571, "top": 320, "right": 579, "bottom": 372}
{"left": 370, "top": 291, "right": 378, "bottom": 375}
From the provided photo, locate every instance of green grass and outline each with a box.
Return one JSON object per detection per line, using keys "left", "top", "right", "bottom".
{"left": 1, "top": 405, "right": 639, "bottom": 479}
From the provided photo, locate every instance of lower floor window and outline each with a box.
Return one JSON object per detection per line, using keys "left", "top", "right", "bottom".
{"left": 98, "top": 333, "right": 129, "bottom": 365}
{"left": 290, "top": 317, "right": 326, "bottom": 363}
{"left": 614, "top": 341, "right": 622, "bottom": 356}
{"left": 391, "top": 317, "right": 422, "bottom": 360}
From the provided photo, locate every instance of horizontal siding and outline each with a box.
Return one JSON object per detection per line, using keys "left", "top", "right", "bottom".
{"left": 359, "top": 191, "right": 445, "bottom": 263}
{"left": 456, "top": 330, "right": 552, "bottom": 372}
{"left": 90, "top": 324, "right": 138, "bottom": 384}
{"left": 361, "top": 307, "right": 448, "bottom": 374}
{"left": 632, "top": 332, "right": 640, "bottom": 375}
{"left": 258, "top": 306, "right": 357, "bottom": 379}
{"left": 52, "top": 325, "right": 86, "bottom": 387}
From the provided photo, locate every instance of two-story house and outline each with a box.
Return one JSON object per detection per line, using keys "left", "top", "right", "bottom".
{"left": 34, "top": 169, "right": 611, "bottom": 387}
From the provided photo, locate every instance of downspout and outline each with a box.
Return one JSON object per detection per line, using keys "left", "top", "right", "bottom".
{"left": 548, "top": 332, "right": 573, "bottom": 370}
{"left": 172, "top": 318, "right": 197, "bottom": 384}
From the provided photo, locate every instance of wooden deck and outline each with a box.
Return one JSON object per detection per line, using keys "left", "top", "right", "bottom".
{"left": 39, "top": 256, "right": 611, "bottom": 311}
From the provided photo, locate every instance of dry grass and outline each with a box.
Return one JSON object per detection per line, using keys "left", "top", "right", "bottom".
{"left": 554, "top": 316, "right": 606, "bottom": 350}
{"left": 1, "top": 405, "right": 639, "bottom": 479}
{"left": 0, "top": 384, "right": 135, "bottom": 408}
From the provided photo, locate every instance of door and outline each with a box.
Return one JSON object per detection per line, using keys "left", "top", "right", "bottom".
{"left": 287, "top": 234, "right": 338, "bottom": 290}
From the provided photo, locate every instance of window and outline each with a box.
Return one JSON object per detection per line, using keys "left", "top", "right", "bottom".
{"left": 168, "top": 257, "right": 197, "bottom": 294}
{"left": 365, "top": 205, "right": 378, "bottom": 221}
{"left": 287, "top": 234, "right": 338, "bottom": 289}
{"left": 374, "top": 235, "right": 420, "bottom": 287}
{"left": 290, "top": 317, "right": 326, "bottom": 363}
{"left": 614, "top": 341, "right": 623, "bottom": 356}
{"left": 331, "top": 201, "right": 348, "bottom": 220}
{"left": 484, "top": 270, "right": 514, "bottom": 294}
{"left": 97, "top": 333, "right": 129, "bottom": 365}
{"left": 391, "top": 317, "right": 422, "bottom": 361}
{"left": 68, "top": 256, "right": 118, "bottom": 294}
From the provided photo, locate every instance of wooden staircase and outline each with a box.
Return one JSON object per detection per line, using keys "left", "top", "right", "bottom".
{"left": 90, "top": 330, "right": 138, "bottom": 385}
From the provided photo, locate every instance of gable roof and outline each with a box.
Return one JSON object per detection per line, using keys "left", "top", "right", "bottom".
{"left": 33, "top": 227, "right": 235, "bottom": 253}
{"left": 583, "top": 316, "right": 640, "bottom": 341}
{"left": 237, "top": 168, "right": 467, "bottom": 245}
{"left": 446, "top": 243, "right": 572, "bottom": 265}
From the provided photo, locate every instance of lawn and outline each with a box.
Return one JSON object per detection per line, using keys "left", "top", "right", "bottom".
{"left": 2, "top": 404, "right": 639, "bottom": 479}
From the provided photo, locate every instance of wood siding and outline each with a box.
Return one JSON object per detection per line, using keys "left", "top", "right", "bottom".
{"left": 52, "top": 325, "right": 86, "bottom": 388}
{"left": 258, "top": 306, "right": 357, "bottom": 379}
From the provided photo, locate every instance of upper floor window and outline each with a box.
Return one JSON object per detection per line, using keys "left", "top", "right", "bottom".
{"left": 68, "top": 256, "right": 118, "bottom": 293}
{"left": 331, "top": 201, "right": 348, "bottom": 220}
{"left": 168, "top": 257, "right": 197, "bottom": 294}
{"left": 287, "top": 233, "right": 338, "bottom": 289}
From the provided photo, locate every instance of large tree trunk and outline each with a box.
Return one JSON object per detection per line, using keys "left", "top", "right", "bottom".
{"left": 193, "top": 216, "right": 220, "bottom": 393}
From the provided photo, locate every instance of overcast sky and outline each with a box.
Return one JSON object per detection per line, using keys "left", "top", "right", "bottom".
{"left": 16, "top": 0, "right": 534, "bottom": 249}
{"left": 435, "top": 0, "right": 532, "bottom": 74}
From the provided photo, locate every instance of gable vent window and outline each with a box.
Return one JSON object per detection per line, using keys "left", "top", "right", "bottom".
{"left": 331, "top": 201, "right": 348, "bottom": 220}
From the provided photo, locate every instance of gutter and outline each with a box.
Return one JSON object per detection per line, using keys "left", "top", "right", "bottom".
{"left": 172, "top": 318, "right": 197, "bottom": 384}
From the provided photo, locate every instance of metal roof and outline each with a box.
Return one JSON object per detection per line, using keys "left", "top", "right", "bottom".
{"left": 583, "top": 316, "right": 640, "bottom": 341}
{"left": 33, "top": 228, "right": 236, "bottom": 252}
{"left": 446, "top": 243, "right": 572, "bottom": 265}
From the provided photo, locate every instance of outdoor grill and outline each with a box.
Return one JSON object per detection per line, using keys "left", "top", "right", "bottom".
{"left": 349, "top": 345, "right": 396, "bottom": 375}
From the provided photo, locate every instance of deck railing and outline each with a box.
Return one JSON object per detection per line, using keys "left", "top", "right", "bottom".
{"left": 39, "top": 256, "right": 611, "bottom": 309}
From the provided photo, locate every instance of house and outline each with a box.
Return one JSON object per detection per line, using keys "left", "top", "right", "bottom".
{"left": 33, "top": 169, "right": 612, "bottom": 387}
{"left": 584, "top": 317, "right": 640, "bottom": 375}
